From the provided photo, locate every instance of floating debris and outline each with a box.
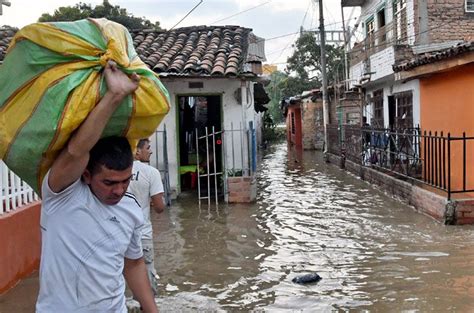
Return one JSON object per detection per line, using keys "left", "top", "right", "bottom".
{"left": 292, "top": 273, "right": 322, "bottom": 285}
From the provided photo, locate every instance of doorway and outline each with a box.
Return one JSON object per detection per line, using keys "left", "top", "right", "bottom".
{"left": 177, "top": 95, "right": 223, "bottom": 198}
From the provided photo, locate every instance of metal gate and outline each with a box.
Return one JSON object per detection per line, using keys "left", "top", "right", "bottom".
{"left": 196, "top": 126, "right": 224, "bottom": 206}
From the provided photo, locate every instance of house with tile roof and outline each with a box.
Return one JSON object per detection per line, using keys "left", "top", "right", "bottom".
{"left": 130, "top": 25, "right": 268, "bottom": 199}
{"left": 0, "top": 22, "right": 268, "bottom": 293}
{"left": 0, "top": 24, "right": 269, "bottom": 201}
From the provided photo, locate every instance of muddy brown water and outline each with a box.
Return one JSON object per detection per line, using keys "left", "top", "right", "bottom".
{"left": 2, "top": 143, "right": 474, "bottom": 312}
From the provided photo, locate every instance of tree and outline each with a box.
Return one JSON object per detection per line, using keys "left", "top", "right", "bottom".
{"left": 38, "top": 0, "right": 161, "bottom": 30}
{"left": 264, "top": 71, "right": 286, "bottom": 124}
{"left": 284, "top": 31, "right": 345, "bottom": 95}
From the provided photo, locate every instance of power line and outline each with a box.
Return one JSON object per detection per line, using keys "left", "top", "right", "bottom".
{"left": 168, "top": 0, "right": 204, "bottom": 31}
{"left": 345, "top": 17, "right": 453, "bottom": 56}
{"left": 270, "top": 0, "right": 312, "bottom": 64}
{"left": 262, "top": 18, "right": 353, "bottom": 43}
{"left": 210, "top": 1, "right": 272, "bottom": 25}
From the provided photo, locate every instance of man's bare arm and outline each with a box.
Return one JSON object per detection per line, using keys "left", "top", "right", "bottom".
{"left": 151, "top": 193, "right": 165, "bottom": 213}
{"left": 124, "top": 257, "right": 158, "bottom": 313}
{"left": 48, "top": 61, "right": 140, "bottom": 193}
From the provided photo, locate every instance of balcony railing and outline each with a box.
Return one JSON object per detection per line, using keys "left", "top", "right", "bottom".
{"left": 349, "top": 19, "right": 408, "bottom": 65}
{"left": 1, "top": 161, "right": 39, "bottom": 215}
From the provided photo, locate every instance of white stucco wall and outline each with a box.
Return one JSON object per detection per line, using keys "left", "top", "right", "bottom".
{"left": 364, "top": 79, "right": 420, "bottom": 128}
{"left": 349, "top": 61, "right": 365, "bottom": 89}
{"left": 370, "top": 47, "right": 395, "bottom": 81}
{"left": 150, "top": 77, "right": 257, "bottom": 195}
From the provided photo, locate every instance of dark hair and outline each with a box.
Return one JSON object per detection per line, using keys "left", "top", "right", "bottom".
{"left": 137, "top": 138, "right": 150, "bottom": 149}
{"left": 87, "top": 136, "right": 133, "bottom": 174}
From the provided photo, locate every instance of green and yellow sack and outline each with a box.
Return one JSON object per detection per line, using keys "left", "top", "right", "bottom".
{"left": 0, "top": 18, "right": 170, "bottom": 194}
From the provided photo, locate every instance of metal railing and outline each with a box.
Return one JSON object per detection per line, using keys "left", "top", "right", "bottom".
{"left": 192, "top": 122, "right": 256, "bottom": 205}
{"left": 329, "top": 125, "right": 474, "bottom": 200}
{"left": 1, "top": 161, "right": 39, "bottom": 215}
{"left": 348, "top": 18, "right": 409, "bottom": 65}
{"left": 423, "top": 131, "right": 474, "bottom": 200}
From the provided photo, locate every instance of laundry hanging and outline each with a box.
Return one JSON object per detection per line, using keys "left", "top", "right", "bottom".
{"left": 0, "top": 18, "right": 170, "bottom": 194}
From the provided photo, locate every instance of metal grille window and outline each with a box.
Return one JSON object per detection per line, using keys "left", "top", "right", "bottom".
{"left": 393, "top": 0, "right": 407, "bottom": 43}
{"left": 395, "top": 91, "right": 413, "bottom": 128}
{"left": 467, "top": 0, "right": 474, "bottom": 12}
{"left": 371, "top": 89, "right": 384, "bottom": 128}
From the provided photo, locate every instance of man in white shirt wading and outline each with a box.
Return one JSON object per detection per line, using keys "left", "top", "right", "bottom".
{"left": 128, "top": 138, "right": 165, "bottom": 296}
{"left": 37, "top": 61, "right": 158, "bottom": 313}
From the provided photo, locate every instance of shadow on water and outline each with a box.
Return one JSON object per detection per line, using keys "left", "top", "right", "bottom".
{"left": 3, "top": 143, "right": 474, "bottom": 312}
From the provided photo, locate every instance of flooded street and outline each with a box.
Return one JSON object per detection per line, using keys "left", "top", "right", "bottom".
{"left": 153, "top": 143, "right": 474, "bottom": 311}
{"left": 2, "top": 143, "right": 474, "bottom": 311}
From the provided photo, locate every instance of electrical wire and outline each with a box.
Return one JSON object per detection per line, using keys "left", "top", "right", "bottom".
{"left": 344, "top": 6, "right": 461, "bottom": 55}
{"left": 210, "top": 1, "right": 272, "bottom": 25}
{"left": 261, "top": 18, "right": 354, "bottom": 43}
{"left": 168, "top": 0, "right": 204, "bottom": 31}
{"left": 270, "top": 0, "right": 312, "bottom": 64}
{"left": 268, "top": 7, "right": 455, "bottom": 70}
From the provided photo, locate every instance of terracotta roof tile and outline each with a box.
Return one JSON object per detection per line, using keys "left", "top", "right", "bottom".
{"left": 393, "top": 41, "right": 474, "bottom": 72}
{"left": 0, "top": 27, "right": 17, "bottom": 62}
{"left": 0, "top": 25, "right": 262, "bottom": 78}
{"left": 132, "top": 25, "right": 256, "bottom": 77}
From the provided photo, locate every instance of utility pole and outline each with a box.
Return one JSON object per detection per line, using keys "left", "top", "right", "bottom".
{"left": 318, "top": 0, "right": 329, "bottom": 153}
{"left": 0, "top": 0, "right": 11, "bottom": 15}
{"left": 341, "top": 6, "right": 349, "bottom": 90}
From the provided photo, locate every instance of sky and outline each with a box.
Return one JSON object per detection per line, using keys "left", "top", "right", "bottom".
{"left": 0, "top": 0, "right": 361, "bottom": 70}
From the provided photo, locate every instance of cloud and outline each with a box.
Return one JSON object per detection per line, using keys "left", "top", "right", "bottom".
{"left": 0, "top": 0, "right": 357, "bottom": 68}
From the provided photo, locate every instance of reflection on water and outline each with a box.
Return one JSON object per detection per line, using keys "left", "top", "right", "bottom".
{"left": 154, "top": 143, "right": 474, "bottom": 311}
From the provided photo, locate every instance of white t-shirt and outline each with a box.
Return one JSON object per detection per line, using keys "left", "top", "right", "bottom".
{"left": 36, "top": 171, "right": 144, "bottom": 313}
{"left": 128, "top": 160, "right": 164, "bottom": 241}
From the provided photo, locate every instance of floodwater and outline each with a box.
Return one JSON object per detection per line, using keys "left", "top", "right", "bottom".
{"left": 2, "top": 143, "right": 474, "bottom": 312}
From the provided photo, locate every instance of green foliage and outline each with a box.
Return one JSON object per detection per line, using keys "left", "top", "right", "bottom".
{"left": 262, "top": 113, "right": 285, "bottom": 142}
{"left": 227, "top": 169, "right": 243, "bottom": 177}
{"left": 264, "top": 70, "right": 317, "bottom": 125}
{"left": 285, "top": 31, "right": 345, "bottom": 89}
{"left": 264, "top": 71, "right": 285, "bottom": 124}
{"left": 38, "top": 0, "right": 161, "bottom": 30}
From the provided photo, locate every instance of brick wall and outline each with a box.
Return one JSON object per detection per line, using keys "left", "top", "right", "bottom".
{"left": 301, "top": 99, "right": 316, "bottom": 150}
{"left": 301, "top": 99, "right": 324, "bottom": 150}
{"left": 454, "top": 199, "right": 474, "bottom": 225}
{"left": 427, "top": 0, "right": 474, "bottom": 42}
{"left": 227, "top": 176, "right": 257, "bottom": 203}
{"left": 327, "top": 153, "right": 474, "bottom": 225}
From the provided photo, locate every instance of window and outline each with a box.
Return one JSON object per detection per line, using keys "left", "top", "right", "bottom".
{"left": 377, "top": 8, "right": 386, "bottom": 43}
{"left": 371, "top": 89, "right": 384, "bottom": 128}
{"left": 366, "top": 17, "right": 375, "bottom": 50}
{"left": 467, "top": 0, "right": 474, "bottom": 12}
{"left": 395, "top": 91, "right": 413, "bottom": 129}
{"left": 393, "top": 0, "right": 407, "bottom": 43}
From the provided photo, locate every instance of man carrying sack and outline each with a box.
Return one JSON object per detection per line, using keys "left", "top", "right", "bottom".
{"left": 37, "top": 60, "right": 157, "bottom": 313}
{"left": 0, "top": 18, "right": 170, "bottom": 313}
